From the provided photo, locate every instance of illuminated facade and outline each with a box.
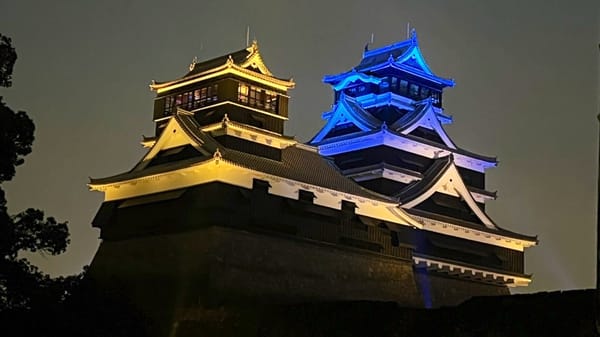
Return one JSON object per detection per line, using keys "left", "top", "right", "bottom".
{"left": 310, "top": 30, "right": 537, "bottom": 305}
{"left": 87, "top": 35, "right": 535, "bottom": 332}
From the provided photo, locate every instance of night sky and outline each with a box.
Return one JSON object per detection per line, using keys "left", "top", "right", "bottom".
{"left": 0, "top": 1, "right": 598, "bottom": 294}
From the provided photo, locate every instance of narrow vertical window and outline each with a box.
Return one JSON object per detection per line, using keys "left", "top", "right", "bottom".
{"left": 298, "top": 190, "right": 315, "bottom": 203}
{"left": 409, "top": 83, "right": 419, "bottom": 98}
{"left": 399, "top": 80, "right": 408, "bottom": 95}
{"left": 238, "top": 83, "right": 249, "bottom": 103}
{"left": 164, "top": 96, "right": 174, "bottom": 116}
{"left": 431, "top": 91, "right": 440, "bottom": 104}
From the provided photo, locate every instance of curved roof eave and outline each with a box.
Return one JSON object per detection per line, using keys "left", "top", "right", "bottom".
{"left": 365, "top": 60, "right": 455, "bottom": 87}
{"left": 310, "top": 94, "right": 382, "bottom": 144}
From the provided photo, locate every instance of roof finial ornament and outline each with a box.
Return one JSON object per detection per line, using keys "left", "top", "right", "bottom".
{"left": 189, "top": 56, "right": 198, "bottom": 71}
{"left": 410, "top": 28, "right": 417, "bottom": 43}
{"left": 221, "top": 113, "right": 230, "bottom": 127}
{"left": 364, "top": 33, "right": 374, "bottom": 53}
{"left": 226, "top": 55, "right": 234, "bottom": 66}
{"left": 381, "top": 121, "right": 388, "bottom": 131}
{"left": 213, "top": 148, "right": 222, "bottom": 161}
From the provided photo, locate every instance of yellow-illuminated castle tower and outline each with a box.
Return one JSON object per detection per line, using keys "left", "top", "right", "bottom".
{"left": 87, "top": 37, "right": 536, "bottom": 336}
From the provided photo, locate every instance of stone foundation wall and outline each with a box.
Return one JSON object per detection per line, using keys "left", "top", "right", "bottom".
{"left": 88, "top": 226, "right": 422, "bottom": 334}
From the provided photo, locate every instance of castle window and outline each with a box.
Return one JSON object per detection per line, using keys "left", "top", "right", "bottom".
{"left": 340, "top": 200, "right": 356, "bottom": 225}
{"left": 399, "top": 80, "right": 408, "bottom": 95}
{"left": 264, "top": 90, "right": 278, "bottom": 111}
{"left": 298, "top": 190, "right": 315, "bottom": 203}
{"left": 341, "top": 200, "right": 356, "bottom": 213}
{"left": 252, "top": 178, "right": 271, "bottom": 192}
{"left": 162, "top": 83, "right": 219, "bottom": 115}
{"left": 249, "top": 86, "right": 262, "bottom": 107}
{"left": 238, "top": 83, "right": 249, "bottom": 103}
{"left": 164, "top": 96, "right": 174, "bottom": 116}
{"left": 390, "top": 77, "right": 398, "bottom": 90}
{"left": 345, "top": 84, "right": 366, "bottom": 96}
{"left": 237, "top": 82, "right": 279, "bottom": 113}
{"left": 409, "top": 83, "right": 419, "bottom": 98}
{"left": 420, "top": 87, "right": 430, "bottom": 99}
{"left": 431, "top": 91, "right": 441, "bottom": 106}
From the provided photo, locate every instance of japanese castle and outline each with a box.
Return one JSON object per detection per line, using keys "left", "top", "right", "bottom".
{"left": 87, "top": 31, "right": 537, "bottom": 333}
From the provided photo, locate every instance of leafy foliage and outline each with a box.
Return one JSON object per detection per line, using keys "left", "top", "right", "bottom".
{"left": 0, "top": 32, "right": 150, "bottom": 337}
{"left": 0, "top": 33, "right": 74, "bottom": 313}
{"left": 0, "top": 99, "right": 34, "bottom": 182}
{"left": 0, "top": 35, "right": 16, "bottom": 88}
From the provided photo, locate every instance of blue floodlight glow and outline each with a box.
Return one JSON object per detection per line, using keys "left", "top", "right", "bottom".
{"left": 329, "top": 72, "right": 382, "bottom": 91}
{"left": 310, "top": 94, "right": 380, "bottom": 144}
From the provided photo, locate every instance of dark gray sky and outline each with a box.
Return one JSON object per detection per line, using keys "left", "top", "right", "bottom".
{"left": 0, "top": 0, "right": 598, "bottom": 294}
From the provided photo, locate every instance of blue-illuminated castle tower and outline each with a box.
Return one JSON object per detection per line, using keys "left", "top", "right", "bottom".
{"left": 310, "top": 30, "right": 536, "bottom": 306}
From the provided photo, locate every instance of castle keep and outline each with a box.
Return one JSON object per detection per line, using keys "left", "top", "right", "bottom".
{"left": 88, "top": 33, "right": 536, "bottom": 332}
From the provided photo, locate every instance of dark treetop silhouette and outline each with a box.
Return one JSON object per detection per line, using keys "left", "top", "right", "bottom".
{"left": 0, "top": 33, "right": 73, "bottom": 311}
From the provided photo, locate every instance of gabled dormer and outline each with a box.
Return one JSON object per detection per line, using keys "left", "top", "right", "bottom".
{"left": 150, "top": 40, "right": 295, "bottom": 136}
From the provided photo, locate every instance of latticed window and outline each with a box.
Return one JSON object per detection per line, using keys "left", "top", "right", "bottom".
{"left": 162, "top": 83, "right": 219, "bottom": 116}
{"left": 264, "top": 90, "right": 277, "bottom": 111}
{"left": 237, "top": 82, "right": 279, "bottom": 113}
{"left": 164, "top": 96, "right": 174, "bottom": 116}
{"left": 238, "top": 83, "right": 249, "bottom": 103}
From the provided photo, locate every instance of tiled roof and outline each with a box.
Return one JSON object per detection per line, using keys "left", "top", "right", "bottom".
{"left": 356, "top": 44, "right": 411, "bottom": 71}
{"left": 185, "top": 48, "right": 251, "bottom": 77}
{"left": 151, "top": 49, "right": 250, "bottom": 86}
{"left": 406, "top": 207, "right": 538, "bottom": 242}
{"left": 222, "top": 145, "right": 393, "bottom": 202}
{"left": 90, "top": 112, "right": 394, "bottom": 203}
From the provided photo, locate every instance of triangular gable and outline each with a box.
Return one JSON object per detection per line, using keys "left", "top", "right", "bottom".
{"left": 239, "top": 40, "right": 273, "bottom": 76}
{"left": 398, "top": 155, "right": 498, "bottom": 230}
{"left": 310, "top": 94, "right": 381, "bottom": 144}
{"left": 134, "top": 109, "right": 214, "bottom": 171}
{"left": 391, "top": 99, "right": 457, "bottom": 149}
{"left": 395, "top": 44, "right": 434, "bottom": 76}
